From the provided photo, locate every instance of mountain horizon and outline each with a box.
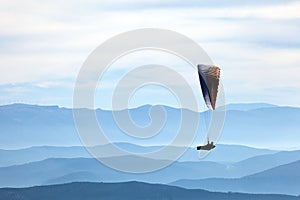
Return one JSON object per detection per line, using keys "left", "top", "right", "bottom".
{"left": 171, "top": 160, "right": 300, "bottom": 195}
{"left": 1, "top": 102, "right": 299, "bottom": 149}
{"left": 1, "top": 181, "right": 299, "bottom": 200}
{"left": 0, "top": 102, "right": 287, "bottom": 111}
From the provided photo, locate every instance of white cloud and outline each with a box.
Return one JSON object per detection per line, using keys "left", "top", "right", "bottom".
{"left": 0, "top": 0, "right": 299, "bottom": 107}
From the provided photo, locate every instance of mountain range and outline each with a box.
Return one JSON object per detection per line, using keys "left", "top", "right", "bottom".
{"left": 171, "top": 160, "right": 300, "bottom": 195}
{"left": 1, "top": 148, "right": 300, "bottom": 193}
{"left": 1, "top": 103, "right": 300, "bottom": 196}
{"left": 0, "top": 143, "right": 276, "bottom": 167}
{"left": 0, "top": 181, "right": 299, "bottom": 200}
{"left": 0, "top": 103, "right": 300, "bottom": 149}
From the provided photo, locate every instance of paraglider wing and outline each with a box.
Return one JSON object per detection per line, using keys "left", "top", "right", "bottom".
{"left": 197, "top": 64, "right": 220, "bottom": 110}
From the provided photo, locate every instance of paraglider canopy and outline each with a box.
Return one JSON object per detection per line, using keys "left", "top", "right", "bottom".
{"left": 197, "top": 64, "right": 221, "bottom": 110}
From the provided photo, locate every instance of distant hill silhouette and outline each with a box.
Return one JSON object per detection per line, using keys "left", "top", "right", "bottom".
{"left": 0, "top": 143, "right": 276, "bottom": 167}
{"left": 0, "top": 157, "right": 229, "bottom": 187}
{"left": 225, "top": 103, "right": 277, "bottom": 111}
{"left": 171, "top": 160, "right": 300, "bottom": 195}
{"left": 1, "top": 103, "right": 300, "bottom": 149}
{"left": 233, "top": 150, "right": 300, "bottom": 175}
{"left": 1, "top": 148, "right": 300, "bottom": 188}
{"left": 0, "top": 181, "right": 299, "bottom": 200}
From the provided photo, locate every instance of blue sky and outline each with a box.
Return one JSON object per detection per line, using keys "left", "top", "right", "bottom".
{"left": 1, "top": 0, "right": 300, "bottom": 109}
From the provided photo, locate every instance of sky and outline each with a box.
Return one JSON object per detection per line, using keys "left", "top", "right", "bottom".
{"left": 1, "top": 0, "right": 300, "bottom": 109}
